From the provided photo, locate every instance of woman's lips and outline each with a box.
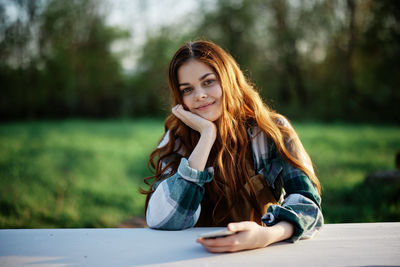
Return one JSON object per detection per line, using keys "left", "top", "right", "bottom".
{"left": 196, "top": 102, "right": 215, "bottom": 111}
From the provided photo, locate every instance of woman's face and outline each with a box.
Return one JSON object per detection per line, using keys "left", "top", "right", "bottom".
{"left": 177, "top": 59, "right": 223, "bottom": 122}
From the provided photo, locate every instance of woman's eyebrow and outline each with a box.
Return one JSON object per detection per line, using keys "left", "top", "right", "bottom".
{"left": 199, "top": 73, "right": 214, "bottom": 80}
{"left": 178, "top": 73, "right": 215, "bottom": 87}
{"left": 178, "top": 82, "right": 189, "bottom": 87}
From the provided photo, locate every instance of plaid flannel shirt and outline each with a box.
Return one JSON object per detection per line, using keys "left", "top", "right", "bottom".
{"left": 146, "top": 124, "right": 323, "bottom": 242}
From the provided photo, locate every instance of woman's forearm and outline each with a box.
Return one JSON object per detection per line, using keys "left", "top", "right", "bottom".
{"left": 188, "top": 127, "right": 216, "bottom": 171}
{"left": 198, "top": 220, "right": 295, "bottom": 252}
{"left": 260, "top": 221, "right": 294, "bottom": 246}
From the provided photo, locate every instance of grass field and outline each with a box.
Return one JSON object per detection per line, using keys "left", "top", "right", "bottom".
{"left": 0, "top": 119, "right": 399, "bottom": 228}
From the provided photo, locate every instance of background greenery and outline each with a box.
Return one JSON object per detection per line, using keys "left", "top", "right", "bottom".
{"left": 1, "top": 0, "right": 399, "bottom": 122}
{"left": 0, "top": 120, "right": 399, "bottom": 228}
{"left": 0, "top": 0, "right": 399, "bottom": 228}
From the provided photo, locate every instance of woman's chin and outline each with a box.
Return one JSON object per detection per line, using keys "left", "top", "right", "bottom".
{"left": 200, "top": 115, "right": 217, "bottom": 122}
{"left": 192, "top": 109, "right": 222, "bottom": 122}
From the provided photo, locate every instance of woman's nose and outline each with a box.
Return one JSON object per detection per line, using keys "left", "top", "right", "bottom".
{"left": 194, "top": 87, "right": 207, "bottom": 99}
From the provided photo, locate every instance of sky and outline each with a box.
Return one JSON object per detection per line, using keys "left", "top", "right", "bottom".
{"left": 105, "top": 0, "right": 198, "bottom": 34}
{"left": 104, "top": 0, "right": 200, "bottom": 71}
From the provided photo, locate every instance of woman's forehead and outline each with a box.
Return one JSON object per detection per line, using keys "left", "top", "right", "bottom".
{"left": 177, "top": 60, "right": 215, "bottom": 82}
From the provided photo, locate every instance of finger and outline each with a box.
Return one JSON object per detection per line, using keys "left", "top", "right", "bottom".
{"left": 197, "top": 235, "right": 239, "bottom": 248}
{"left": 171, "top": 104, "right": 181, "bottom": 113}
{"left": 198, "top": 239, "right": 244, "bottom": 253}
{"left": 173, "top": 107, "right": 201, "bottom": 129}
{"left": 201, "top": 244, "right": 236, "bottom": 253}
{"left": 172, "top": 105, "right": 185, "bottom": 119}
{"left": 173, "top": 105, "right": 188, "bottom": 116}
{"left": 227, "top": 221, "right": 253, "bottom": 232}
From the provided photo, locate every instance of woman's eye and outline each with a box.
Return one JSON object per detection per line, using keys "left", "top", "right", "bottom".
{"left": 181, "top": 87, "right": 193, "bottom": 94}
{"left": 204, "top": 79, "right": 215, "bottom": 86}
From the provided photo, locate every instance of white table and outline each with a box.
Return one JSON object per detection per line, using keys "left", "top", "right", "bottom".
{"left": 1, "top": 223, "right": 399, "bottom": 267}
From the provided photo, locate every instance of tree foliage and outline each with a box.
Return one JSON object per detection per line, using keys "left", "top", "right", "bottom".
{"left": 1, "top": 0, "right": 128, "bottom": 119}
{"left": 0, "top": 0, "right": 399, "bottom": 122}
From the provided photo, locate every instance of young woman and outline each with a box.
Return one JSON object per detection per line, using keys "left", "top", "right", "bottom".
{"left": 141, "top": 40, "right": 323, "bottom": 253}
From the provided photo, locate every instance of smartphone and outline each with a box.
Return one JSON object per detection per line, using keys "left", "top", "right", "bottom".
{"left": 198, "top": 229, "right": 237, "bottom": 239}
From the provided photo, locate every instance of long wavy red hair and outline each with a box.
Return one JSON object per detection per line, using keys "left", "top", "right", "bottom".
{"left": 142, "top": 40, "right": 321, "bottom": 223}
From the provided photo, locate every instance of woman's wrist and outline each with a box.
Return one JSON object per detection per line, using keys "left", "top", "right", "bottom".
{"left": 200, "top": 123, "right": 217, "bottom": 141}
{"left": 188, "top": 125, "right": 216, "bottom": 171}
{"left": 260, "top": 221, "right": 294, "bottom": 247}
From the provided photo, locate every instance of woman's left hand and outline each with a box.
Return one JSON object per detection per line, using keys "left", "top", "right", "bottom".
{"left": 196, "top": 221, "right": 274, "bottom": 253}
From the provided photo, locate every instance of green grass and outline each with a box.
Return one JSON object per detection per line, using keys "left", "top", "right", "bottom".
{"left": 295, "top": 122, "right": 400, "bottom": 223}
{"left": 0, "top": 119, "right": 399, "bottom": 228}
{"left": 0, "top": 119, "right": 165, "bottom": 228}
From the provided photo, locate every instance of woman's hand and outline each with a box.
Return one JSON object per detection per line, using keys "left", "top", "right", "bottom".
{"left": 196, "top": 221, "right": 294, "bottom": 253}
{"left": 196, "top": 222, "right": 271, "bottom": 253}
{"left": 172, "top": 104, "right": 217, "bottom": 171}
{"left": 172, "top": 104, "right": 216, "bottom": 136}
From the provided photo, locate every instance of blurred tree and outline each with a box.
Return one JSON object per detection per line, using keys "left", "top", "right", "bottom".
{"left": 0, "top": 0, "right": 43, "bottom": 119}
{"left": 268, "top": 0, "right": 307, "bottom": 105}
{"left": 196, "top": 0, "right": 259, "bottom": 67}
{"left": 354, "top": 0, "right": 400, "bottom": 122}
{"left": 0, "top": 0, "right": 399, "bottom": 122}
{"left": 345, "top": 0, "right": 356, "bottom": 99}
{"left": 38, "top": 0, "right": 129, "bottom": 117}
{"left": 126, "top": 22, "right": 196, "bottom": 117}
{"left": 128, "top": 0, "right": 400, "bottom": 122}
{"left": 0, "top": 0, "right": 129, "bottom": 120}
{"left": 316, "top": 0, "right": 400, "bottom": 122}
{"left": 125, "top": 30, "right": 174, "bottom": 117}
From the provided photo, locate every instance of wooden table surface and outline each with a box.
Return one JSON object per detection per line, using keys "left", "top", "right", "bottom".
{"left": 1, "top": 222, "right": 399, "bottom": 267}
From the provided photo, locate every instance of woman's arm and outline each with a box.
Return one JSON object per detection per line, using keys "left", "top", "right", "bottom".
{"left": 188, "top": 127, "right": 216, "bottom": 170}
{"left": 146, "top": 157, "right": 213, "bottom": 229}
{"left": 253, "top": 123, "right": 323, "bottom": 242}
{"left": 172, "top": 104, "right": 217, "bottom": 170}
{"left": 146, "top": 105, "right": 217, "bottom": 230}
{"left": 197, "top": 221, "right": 294, "bottom": 253}
{"left": 196, "top": 124, "right": 323, "bottom": 252}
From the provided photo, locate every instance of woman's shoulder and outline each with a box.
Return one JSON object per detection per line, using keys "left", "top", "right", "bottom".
{"left": 246, "top": 114, "right": 293, "bottom": 131}
{"left": 274, "top": 114, "right": 293, "bottom": 129}
{"left": 246, "top": 115, "right": 291, "bottom": 137}
{"left": 246, "top": 114, "right": 296, "bottom": 154}
{"left": 246, "top": 123, "right": 275, "bottom": 154}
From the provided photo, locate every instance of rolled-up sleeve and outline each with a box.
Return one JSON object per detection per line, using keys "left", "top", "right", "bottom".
{"left": 260, "top": 144, "right": 323, "bottom": 242}
{"left": 146, "top": 158, "right": 213, "bottom": 230}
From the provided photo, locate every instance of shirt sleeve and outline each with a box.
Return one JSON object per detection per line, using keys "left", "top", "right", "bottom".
{"left": 260, "top": 140, "right": 324, "bottom": 242}
{"left": 146, "top": 157, "right": 213, "bottom": 230}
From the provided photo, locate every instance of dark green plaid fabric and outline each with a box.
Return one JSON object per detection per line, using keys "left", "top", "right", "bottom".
{"left": 260, "top": 139, "right": 323, "bottom": 242}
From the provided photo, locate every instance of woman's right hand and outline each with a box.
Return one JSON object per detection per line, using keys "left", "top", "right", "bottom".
{"left": 172, "top": 104, "right": 216, "bottom": 137}
{"left": 172, "top": 104, "right": 217, "bottom": 171}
